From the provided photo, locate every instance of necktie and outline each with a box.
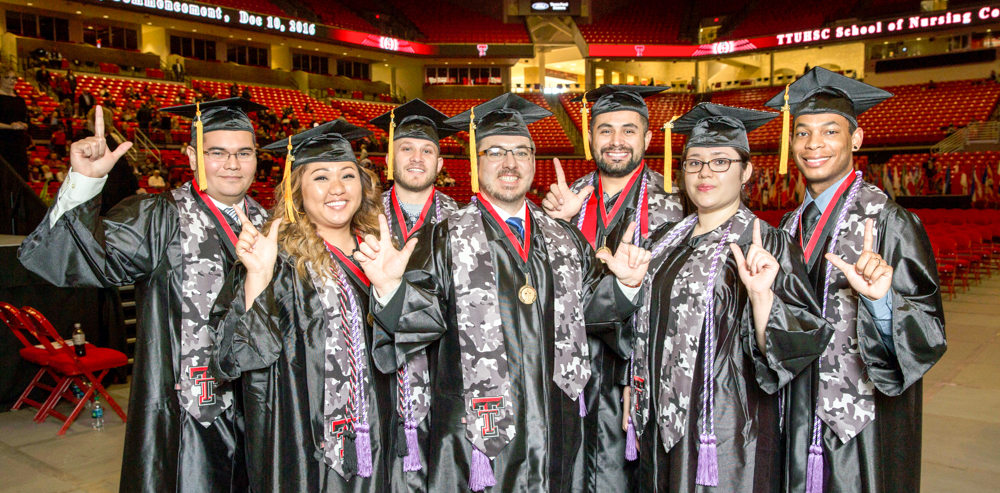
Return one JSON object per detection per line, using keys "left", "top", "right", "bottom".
{"left": 222, "top": 207, "right": 242, "bottom": 235}
{"left": 505, "top": 217, "right": 525, "bottom": 244}
{"left": 801, "top": 202, "right": 821, "bottom": 242}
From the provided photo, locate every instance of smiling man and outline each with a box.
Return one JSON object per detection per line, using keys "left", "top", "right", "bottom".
{"left": 19, "top": 98, "right": 268, "bottom": 493}
{"left": 541, "top": 84, "right": 685, "bottom": 492}
{"left": 368, "top": 93, "right": 652, "bottom": 492}
{"left": 765, "top": 68, "right": 946, "bottom": 493}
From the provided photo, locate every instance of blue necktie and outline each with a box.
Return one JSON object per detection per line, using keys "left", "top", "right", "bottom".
{"left": 505, "top": 217, "right": 525, "bottom": 244}
{"left": 222, "top": 207, "right": 242, "bottom": 234}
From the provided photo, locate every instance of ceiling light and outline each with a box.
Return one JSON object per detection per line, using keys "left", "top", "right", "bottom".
{"left": 103, "top": 15, "right": 109, "bottom": 18}
{"left": 76, "top": 10, "right": 82, "bottom": 14}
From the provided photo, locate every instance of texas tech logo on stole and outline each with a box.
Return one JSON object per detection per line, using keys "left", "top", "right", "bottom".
{"left": 188, "top": 366, "right": 217, "bottom": 406}
{"left": 330, "top": 418, "right": 353, "bottom": 458}
{"left": 471, "top": 396, "right": 505, "bottom": 438}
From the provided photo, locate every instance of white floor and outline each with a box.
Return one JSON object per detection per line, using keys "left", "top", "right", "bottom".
{"left": 1, "top": 279, "right": 998, "bottom": 492}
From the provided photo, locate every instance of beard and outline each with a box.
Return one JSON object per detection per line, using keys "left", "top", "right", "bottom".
{"left": 595, "top": 144, "right": 644, "bottom": 178}
{"left": 393, "top": 166, "right": 437, "bottom": 193}
{"left": 482, "top": 171, "right": 528, "bottom": 204}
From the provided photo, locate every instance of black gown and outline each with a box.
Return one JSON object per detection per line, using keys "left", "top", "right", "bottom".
{"left": 373, "top": 201, "right": 641, "bottom": 492}
{"left": 779, "top": 194, "right": 947, "bottom": 493}
{"left": 18, "top": 192, "right": 249, "bottom": 493}
{"left": 381, "top": 191, "right": 461, "bottom": 493}
{"left": 630, "top": 220, "right": 832, "bottom": 493}
{"left": 209, "top": 249, "right": 393, "bottom": 493}
{"left": 568, "top": 167, "right": 686, "bottom": 493}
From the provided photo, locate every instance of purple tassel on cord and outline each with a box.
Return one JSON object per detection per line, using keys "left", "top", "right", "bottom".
{"left": 469, "top": 446, "right": 496, "bottom": 491}
{"left": 578, "top": 393, "right": 587, "bottom": 417}
{"left": 806, "top": 444, "right": 824, "bottom": 493}
{"left": 355, "top": 424, "right": 373, "bottom": 478}
{"left": 403, "top": 421, "right": 422, "bottom": 472}
{"left": 625, "top": 416, "right": 638, "bottom": 461}
{"left": 695, "top": 433, "right": 719, "bottom": 487}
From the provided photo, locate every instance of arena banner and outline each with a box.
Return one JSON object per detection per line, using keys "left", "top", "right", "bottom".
{"left": 589, "top": 4, "right": 1000, "bottom": 58}
{"left": 96, "top": 0, "right": 436, "bottom": 55}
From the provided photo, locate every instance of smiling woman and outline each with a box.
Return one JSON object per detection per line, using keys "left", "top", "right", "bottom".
{"left": 208, "top": 120, "right": 395, "bottom": 493}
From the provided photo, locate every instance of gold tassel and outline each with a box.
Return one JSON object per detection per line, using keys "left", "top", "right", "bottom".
{"left": 582, "top": 94, "right": 592, "bottom": 161}
{"left": 283, "top": 137, "right": 296, "bottom": 224}
{"left": 779, "top": 84, "right": 791, "bottom": 175}
{"left": 195, "top": 102, "right": 206, "bottom": 191}
{"left": 469, "top": 108, "right": 479, "bottom": 194}
{"left": 664, "top": 116, "right": 678, "bottom": 193}
{"left": 386, "top": 109, "right": 395, "bottom": 182}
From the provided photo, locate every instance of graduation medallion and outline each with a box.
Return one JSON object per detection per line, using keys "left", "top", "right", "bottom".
{"left": 596, "top": 239, "right": 612, "bottom": 263}
{"left": 518, "top": 275, "right": 537, "bottom": 304}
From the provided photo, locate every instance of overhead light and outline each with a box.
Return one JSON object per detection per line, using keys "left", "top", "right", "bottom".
{"left": 916, "top": 37, "right": 922, "bottom": 41}
{"left": 247, "top": 37, "right": 252, "bottom": 40}
{"left": 297, "top": 45, "right": 302, "bottom": 48}
{"left": 147, "top": 22, "right": 152, "bottom": 25}
{"left": 76, "top": 10, "right": 82, "bottom": 14}
{"left": 26, "top": 2, "right": 32, "bottom": 5}
{"left": 384, "top": 63, "right": 389, "bottom": 66}
{"left": 315, "top": 48, "right": 319, "bottom": 51}
{"left": 103, "top": 15, "right": 109, "bottom": 18}
{"left": 192, "top": 29, "right": 197, "bottom": 32}
{"left": 343, "top": 52, "right": 347, "bottom": 55}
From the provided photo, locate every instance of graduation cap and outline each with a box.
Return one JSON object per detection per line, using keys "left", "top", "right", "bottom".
{"left": 571, "top": 85, "right": 670, "bottom": 162}
{"left": 443, "top": 93, "right": 552, "bottom": 193}
{"left": 764, "top": 67, "right": 892, "bottom": 174}
{"left": 262, "top": 120, "right": 372, "bottom": 223}
{"left": 369, "top": 99, "right": 459, "bottom": 181}
{"left": 161, "top": 97, "right": 268, "bottom": 191}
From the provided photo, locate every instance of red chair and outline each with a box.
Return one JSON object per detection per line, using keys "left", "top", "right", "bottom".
{"left": 0, "top": 303, "right": 85, "bottom": 416}
{"left": 17, "top": 306, "right": 128, "bottom": 435}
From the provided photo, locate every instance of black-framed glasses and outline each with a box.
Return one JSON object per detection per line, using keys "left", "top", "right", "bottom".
{"left": 478, "top": 146, "right": 535, "bottom": 163}
{"left": 204, "top": 150, "right": 256, "bottom": 163}
{"left": 683, "top": 158, "right": 742, "bottom": 174}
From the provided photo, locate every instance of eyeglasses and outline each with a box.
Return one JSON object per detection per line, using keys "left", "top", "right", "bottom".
{"left": 683, "top": 158, "right": 742, "bottom": 174}
{"left": 204, "top": 150, "right": 256, "bottom": 163}
{"left": 478, "top": 146, "right": 535, "bottom": 163}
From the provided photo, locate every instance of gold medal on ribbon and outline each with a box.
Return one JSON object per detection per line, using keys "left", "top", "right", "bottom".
{"left": 596, "top": 238, "right": 612, "bottom": 263}
{"left": 518, "top": 274, "right": 537, "bottom": 305}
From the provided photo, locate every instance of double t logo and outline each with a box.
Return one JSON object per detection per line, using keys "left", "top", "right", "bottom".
{"left": 188, "top": 366, "right": 216, "bottom": 406}
{"left": 471, "top": 396, "right": 505, "bottom": 438}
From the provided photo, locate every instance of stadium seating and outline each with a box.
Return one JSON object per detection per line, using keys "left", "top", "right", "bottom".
{"left": 389, "top": 0, "right": 530, "bottom": 44}
{"left": 296, "top": 0, "right": 377, "bottom": 33}
{"left": 578, "top": 2, "right": 685, "bottom": 45}
{"left": 202, "top": 0, "right": 287, "bottom": 17}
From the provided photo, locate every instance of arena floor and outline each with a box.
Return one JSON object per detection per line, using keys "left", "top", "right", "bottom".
{"left": 1, "top": 278, "right": 997, "bottom": 493}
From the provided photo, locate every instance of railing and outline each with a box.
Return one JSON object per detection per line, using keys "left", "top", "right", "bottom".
{"left": 931, "top": 121, "right": 1000, "bottom": 154}
{"left": 119, "top": 127, "right": 161, "bottom": 166}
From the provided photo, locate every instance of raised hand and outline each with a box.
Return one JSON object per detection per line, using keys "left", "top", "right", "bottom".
{"left": 597, "top": 221, "right": 652, "bottom": 288}
{"left": 541, "top": 157, "right": 593, "bottom": 220}
{"left": 354, "top": 214, "right": 418, "bottom": 298}
{"left": 69, "top": 105, "right": 133, "bottom": 178}
{"left": 234, "top": 207, "right": 281, "bottom": 278}
{"left": 729, "top": 219, "right": 780, "bottom": 296}
{"left": 825, "top": 218, "right": 893, "bottom": 301}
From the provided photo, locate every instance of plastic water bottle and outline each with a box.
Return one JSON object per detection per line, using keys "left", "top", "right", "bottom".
{"left": 92, "top": 396, "right": 104, "bottom": 430}
{"left": 70, "top": 383, "right": 93, "bottom": 409}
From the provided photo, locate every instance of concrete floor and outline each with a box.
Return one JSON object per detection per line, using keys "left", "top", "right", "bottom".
{"left": 1, "top": 280, "right": 998, "bottom": 492}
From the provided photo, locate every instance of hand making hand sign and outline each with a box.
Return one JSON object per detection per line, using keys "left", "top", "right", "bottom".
{"left": 69, "top": 105, "right": 133, "bottom": 179}
{"left": 597, "top": 221, "right": 652, "bottom": 288}
{"left": 825, "top": 218, "right": 893, "bottom": 301}
{"left": 541, "top": 157, "right": 594, "bottom": 221}
{"left": 353, "top": 214, "right": 419, "bottom": 299}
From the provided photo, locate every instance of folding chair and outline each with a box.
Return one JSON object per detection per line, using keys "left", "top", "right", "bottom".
{"left": 0, "top": 303, "right": 82, "bottom": 416}
{"left": 18, "top": 306, "right": 128, "bottom": 435}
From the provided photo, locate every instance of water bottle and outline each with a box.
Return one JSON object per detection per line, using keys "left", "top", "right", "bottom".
{"left": 72, "top": 323, "right": 86, "bottom": 357}
{"left": 92, "top": 396, "right": 104, "bottom": 430}
{"left": 70, "top": 383, "right": 93, "bottom": 409}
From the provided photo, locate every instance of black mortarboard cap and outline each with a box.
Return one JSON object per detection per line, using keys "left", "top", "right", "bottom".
{"left": 369, "top": 98, "right": 459, "bottom": 144}
{"left": 764, "top": 67, "right": 892, "bottom": 127}
{"left": 263, "top": 120, "right": 372, "bottom": 169}
{"left": 442, "top": 93, "right": 552, "bottom": 193}
{"left": 571, "top": 84, "right": 671, "bottom": 120}
{"left": 161, "top": 97, "right": 268, "bottom": 137}
{"left": 264, "top": 120, "right": 372, "bottom": 224}
{"left": 672, "top": 103, "right": 778, "bottom": 153}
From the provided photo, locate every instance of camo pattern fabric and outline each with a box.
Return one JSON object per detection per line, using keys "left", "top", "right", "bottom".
{"left": 569, "top": 165, "right": 684, "bottom": 241}
{"left": 173, "top": 182, "right": 265, "bottom": 426}
{"left": 630, "top": 205, "right": 753, "bottom": 452}
{"left": 306, "top": 260, "right": 373, "bottom": 478}
{"left": 782, "top": 176, "right": 887, "bottom": 443}
{"left": 381, "top": 188, "right": 460, "bottom": 426}
{"left": 448, "top": 201, "right": 590, "bottom": 459}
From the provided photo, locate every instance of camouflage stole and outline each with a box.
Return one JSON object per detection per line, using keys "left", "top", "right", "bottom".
{"left": 173, "top": 182, "right": 265, "bottom": 427}
{"left": 380, "top": 188, "right": 458, "bottom": 434}
{"left": 448, "top": 200, "right": 591, "bottom": 460}
{"left": 630, "top": 206, "right": 754, "bottom": 452}
{"left": 306, "top": 260, "right": 374, "bottom": 478}
{"left": 782, "top": 173, "right": 886, "bottom": 443}
{"left": 570, "top": 165, "right": 684, "bottom": 244}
